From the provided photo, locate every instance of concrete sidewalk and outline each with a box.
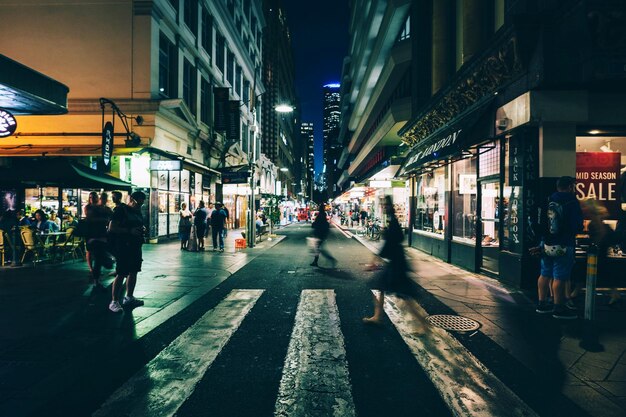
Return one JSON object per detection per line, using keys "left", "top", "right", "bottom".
{"left": 333, "top": 220, "right": 626, "bottom": 417}
{"left": 0, "top": 228, "right": 286, "bottom": 417}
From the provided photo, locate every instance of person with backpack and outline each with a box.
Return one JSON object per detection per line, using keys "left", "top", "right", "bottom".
{"left": 210, "top": 202, "right": 227, "bottom": 252}
{"left": 533, "top": 176, "right": 583, "bottom": 319}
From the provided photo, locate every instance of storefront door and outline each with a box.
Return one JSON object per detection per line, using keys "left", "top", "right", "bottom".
{"left": 479, "top": 180, "right": 501, "bottom": 275}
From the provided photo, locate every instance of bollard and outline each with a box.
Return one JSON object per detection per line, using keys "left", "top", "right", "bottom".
{"left": 584, "top": 245, "right": 598, "bottom": 321}
{"left": 580, "top": 244, "right": 603, "bottom": 352}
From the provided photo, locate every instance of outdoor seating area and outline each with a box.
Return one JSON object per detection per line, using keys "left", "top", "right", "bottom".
{"left": 1, "top": 226, "right": 84, "bottom": 266}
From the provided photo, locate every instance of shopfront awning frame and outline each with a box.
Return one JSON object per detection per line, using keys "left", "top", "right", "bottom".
{"left": 0, "top": 158, "right": 133, "bottom": 190}
{"left": 398, "top": 96, "right": 495, "bottom": 177}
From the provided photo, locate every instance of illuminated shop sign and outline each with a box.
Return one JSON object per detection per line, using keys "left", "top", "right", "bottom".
{"left": 0, "top": 109, "right": 17, "bottom": 138}
{"left": 150, "top": 160, "right": 182, "bottom": 171}
{"left": 101, "top": 121, "right": 114, "bottom": 172}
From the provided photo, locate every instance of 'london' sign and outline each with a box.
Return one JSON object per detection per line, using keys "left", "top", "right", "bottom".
{"left": 402, "top": 128, "right": 463, "bottom": 173}
{"left": 0, "top": 109, "right": 17, "bottom": 138}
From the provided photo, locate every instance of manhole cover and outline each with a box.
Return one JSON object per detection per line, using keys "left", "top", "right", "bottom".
{"left": 426, "top": 315, "right": 480, "bottom": 332}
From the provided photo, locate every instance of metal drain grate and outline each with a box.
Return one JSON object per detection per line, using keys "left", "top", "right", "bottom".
{"left": 426, "top": 314, "right": 480, "bottom": 332}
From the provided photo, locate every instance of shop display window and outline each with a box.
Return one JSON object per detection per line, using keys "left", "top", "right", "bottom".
{"left": 451, "top": 157, "right": 477, "bottom": 242}
{"left": 576, "top": 135, "right": 626, "bottom": 258}
{"left": 414, "top": 167, "right": 446, "bottom": 235}
{"left": 480, "top": 182, "right": 500, "bottom": 247}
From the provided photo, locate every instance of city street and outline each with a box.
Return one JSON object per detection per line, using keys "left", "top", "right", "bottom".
{"left": 3, "top": 223, "right": 624, "bottom": 416}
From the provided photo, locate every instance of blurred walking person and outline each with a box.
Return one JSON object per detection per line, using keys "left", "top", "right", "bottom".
{"left": 363, "top": 196, "right": 412, "bottom": 324}
{"left": 108, "top": 191, "right": 147, "bottom": 313}
{"left": 310, "top": 207, "right": 337, "bottom": 268}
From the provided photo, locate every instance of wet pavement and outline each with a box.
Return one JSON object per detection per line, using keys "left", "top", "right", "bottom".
{"left": 1, "top": 221, "right": 624, "bottom": 416}
{"left": 339, "top": 219, "right": 626, "bottom": 417}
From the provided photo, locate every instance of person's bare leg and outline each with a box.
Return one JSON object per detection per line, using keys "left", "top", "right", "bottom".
{"left": 363, "top": 291, "right": 385, "bottom": 324}
{"left": 111, "top": 274, "right": 126, "bottom": 303}
{"left": 126, "top": 272, "right": 138, "bottom": 298}
{"left": 537, "top": 275, "right": 551, "bottom": 301}
{"left": 552, "top": 279, "right": 566, "bottom": 306}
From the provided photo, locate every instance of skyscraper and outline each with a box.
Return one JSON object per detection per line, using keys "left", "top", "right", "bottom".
{"left": 322, "top": 83, "right": 341, "bottom": 196}
{"left": 300, "top": 122, "right": 315, "bottom": 199}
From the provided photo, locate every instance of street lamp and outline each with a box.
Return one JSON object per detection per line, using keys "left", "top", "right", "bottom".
{"left": 275, "top": 104, "right": 295, "bottom": 113}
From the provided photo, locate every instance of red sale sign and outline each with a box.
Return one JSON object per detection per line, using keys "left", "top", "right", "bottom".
{"left": 575, "top": 152, "right": 621, "bottom": 217}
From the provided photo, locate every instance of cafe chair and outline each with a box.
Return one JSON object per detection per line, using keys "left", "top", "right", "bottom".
{"left": 53, "top": 227, "right": 77, "bottom": 262}
{"left": 20, "top": 228, "right": 44, "bottom": 265}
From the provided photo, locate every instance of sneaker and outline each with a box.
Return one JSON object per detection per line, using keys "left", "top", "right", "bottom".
{"left": 553, "top": 307, "right": 577, "bottom": 320}
{"left": 310, "top": 262, "right": 318, "bottom": 267}
{"left": 122, "top": 296, "right": 144, "bottom": 308}
{"left": 536, "top": 302, "right": 554, "bottom": 314}
{"left": 565, "top": 299, "right": 577, "bottom": 310}
{"left": 213, "top": 248, "right": 217, "bottom": 252}
{"left": 219, "top": 248, "right": 224, "bottom": 252}
{"left": 109, "top": 301, "right": 123, "bottom": 313}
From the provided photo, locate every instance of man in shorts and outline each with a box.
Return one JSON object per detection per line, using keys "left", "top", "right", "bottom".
{"left": 108, "top": 191, "right": 147, "bottom": 313}
{"left": 535, "top": 176, "right": 583, "bottom": 319}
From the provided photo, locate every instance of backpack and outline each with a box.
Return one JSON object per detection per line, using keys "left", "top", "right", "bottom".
{"left": 546, "top": 200, "right": 567, "bottom": 236}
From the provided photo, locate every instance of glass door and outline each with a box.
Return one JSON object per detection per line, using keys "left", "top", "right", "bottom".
{"left": 480, "top": 181, "right": 500, "bottom": 275}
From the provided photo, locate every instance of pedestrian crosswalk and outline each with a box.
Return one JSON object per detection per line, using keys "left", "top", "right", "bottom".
{"left": 93, "top": 289, "right": 537, "bottom": 417}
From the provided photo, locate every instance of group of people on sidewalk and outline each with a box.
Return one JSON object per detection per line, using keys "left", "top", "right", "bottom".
{"left": 80, "top": 190, "right": 148, "bottom": 313}
{"left": 178, "top": 201, "right": 232, "bottom": 252}
{"left": 533, "top": 176, "right": 626, "bottom": 320}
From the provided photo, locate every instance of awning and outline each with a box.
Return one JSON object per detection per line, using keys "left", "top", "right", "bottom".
{"left": 0, "top": 158, "right": 133, "bottom": 190}
{"left": 0, "top": 55, "right": 69, "bottom": 115}
{"left": 398, "top": 97, "right": 494, "bottom": 176}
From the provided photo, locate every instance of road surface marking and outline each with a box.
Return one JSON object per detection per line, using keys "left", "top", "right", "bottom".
{"left": 93, "top": 289, "right": 264, "bottom": 417}
{"left": 274, "top": 290, "right": 355, "bottom": 417}
{"left": 380, "top": 291, "right": 538, "bottom": 417}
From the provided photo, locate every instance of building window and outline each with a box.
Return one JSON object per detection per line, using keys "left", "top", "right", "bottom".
{"left": 201, "top": 7, "right": 212, "bottom": 55}
{"left": 398, "top": 15, "right": 410, "bottom": 41}
{"left": 235, "top": 65, "right": 242, "bottom": 97}
{"left": 183, "top": 59, "right": 197, "bottom": 115}
{"left": 200, "top": 76, "right": 210, "bottom": 124}
{"left": 243, "top": 78, "right": 250, "bottom": 105}
{"left": 452, "top": 157, "right": 477, "bottom": 242}
{"left": 226, "top": 51, "right": 234, "bottom": 86}
{"left": 184, "top": 0, "right": 198, "bottom": 36}
{"left": 168, "top": 0, "right": 179, "bottom": 13}
{"left": 216, "top": 32, "right": 225, "bottom": 73}
{"left": 414, "top": 167, "right": 446, "bottom": 235}
{"left": 227, "top": 0, "right": 235, "bottom": 15}
{"left": 159, "top": 33, "right": 178, "bottom": 98}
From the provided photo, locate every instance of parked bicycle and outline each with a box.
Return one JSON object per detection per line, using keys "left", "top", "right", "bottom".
{"left": 356, "top": 218, "right": 381, "bottom": 240}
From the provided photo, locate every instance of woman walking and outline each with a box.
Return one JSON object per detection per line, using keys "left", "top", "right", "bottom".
{"left": 310, "top": 209, "right": 337, "bottom": 268}
{"left": 363, "top": 196, "right": 412, "bottom": 324}
{"left": 178, "top": 202, "right": 193, "bottom": 250}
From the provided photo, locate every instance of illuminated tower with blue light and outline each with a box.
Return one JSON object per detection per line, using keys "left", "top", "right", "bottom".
{"left": 322, "top": 83, "right": 341, "bottom": 196}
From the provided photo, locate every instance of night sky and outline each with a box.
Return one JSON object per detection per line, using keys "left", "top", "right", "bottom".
{"left": 281, "top": 1, "right": 350, "bottom": 176}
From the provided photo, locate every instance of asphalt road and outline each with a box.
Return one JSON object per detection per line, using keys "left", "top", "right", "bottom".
{"left": 91, "top": 224, "right": 452, "bottom": 417}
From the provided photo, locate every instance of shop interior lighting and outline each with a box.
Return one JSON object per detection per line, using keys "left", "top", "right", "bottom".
{"left": 589, "top": 129, "right": 601, "bottom": 135}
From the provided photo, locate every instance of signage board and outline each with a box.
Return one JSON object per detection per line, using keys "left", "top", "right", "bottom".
{"left": 150, "top": 160, "right": 182, "bottom": 171}
{"left": 222, "top": 171, "right": 250, "bottom": 184}
{"left": 576, "top": 152, "right": 621, "bottom": 217}
{"left": 0, "top": 109, "right": 17, "bottom": 138}
{"left": 101, "top": 121, "right": 114, "bottom": 172}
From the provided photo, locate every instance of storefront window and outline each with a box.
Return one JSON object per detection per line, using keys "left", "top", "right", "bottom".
{"left": 452, "top": 157, "right": 477, "bottom": 242}
{"left": 414, "top": 167, "right": 446, "bottom": 235}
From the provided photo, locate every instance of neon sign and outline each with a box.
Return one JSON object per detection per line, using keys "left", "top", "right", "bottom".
{"left": 0, "top": 109, "right": 17, "bottom": 138}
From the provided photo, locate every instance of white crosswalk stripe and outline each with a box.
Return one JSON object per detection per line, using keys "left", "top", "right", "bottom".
{"left": 274, "top": 289, "right": 355, "bottom": 417}
{"left": 92, "top": 288, "right": 538, "bottom": 417}
{"left": 379, "top": 291, "right": 538, "bottom": 417}
{"left": 92, "top": 289, "right": 264, "bottom": 417}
